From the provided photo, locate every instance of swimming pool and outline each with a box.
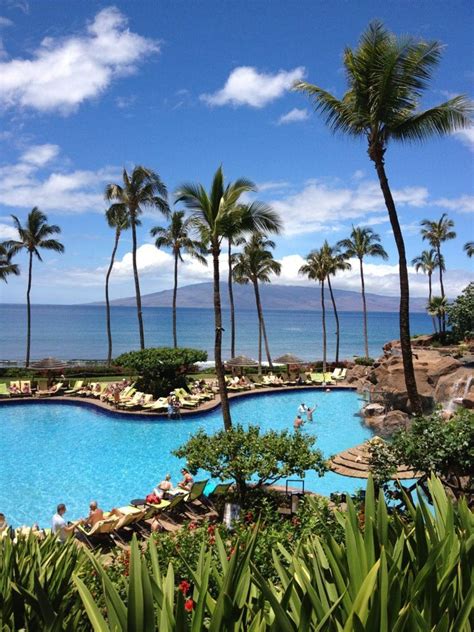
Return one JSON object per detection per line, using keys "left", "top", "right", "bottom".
{"left": 0, "top": 389, "right": 372, "bottom": 526}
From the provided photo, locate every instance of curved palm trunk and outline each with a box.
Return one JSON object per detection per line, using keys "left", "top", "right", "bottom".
{"left": 428, "top": 271, "right": 437, "bottom": 334}
{"left": 327, "top": 275, "right": 340, "bottom": 364}
{"left": 359, "top": 257, "right": 369, "bottom": 359}
{"left": 131, "top": 217, "right": 145, "bottom": 349}
{"left": 253, "top": 280, "right": 273, "bottom": 368}
{"left": 25, "top": 251, "right": 33, "bottom": 367}
{"left": 321, "top": 279, "right": 327, "bottom": 375}
{"left": 212, "top": 240, "right": 232, "bottom": 430}
{"left": 172, "top": 250, "right": 179, "bottom": 348}
{"left": 437, "top": 245, "right": 446, "bottom": 333}
{"left": 228, "top": 240, "right": 236, "bottom": 358}
{"left": 105, "top": 229, "right": 121, "bottom": 366}
{"left": 373, "top": 156, "right": 422, "bottom": 415}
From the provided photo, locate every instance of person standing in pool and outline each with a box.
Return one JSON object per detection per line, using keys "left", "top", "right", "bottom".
{"left": 306, "top": 405, "right": 316, "bottom": 422}
{"left": 293, "top": 415, "right": 304, "bottom": 431}
{"left": 297, "top": 403, "right": 307, "bottom": 416}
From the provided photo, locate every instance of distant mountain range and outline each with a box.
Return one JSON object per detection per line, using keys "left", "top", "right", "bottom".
{"left": 92, "top": 282, "right": 427, "bottom": 312}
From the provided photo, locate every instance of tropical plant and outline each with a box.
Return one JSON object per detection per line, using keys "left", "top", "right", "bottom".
{"left": 233, "top": 234, "right": 281, "bottom": 371}
{"left": 0, "top": 241, "right": 19, "bottom": 282}
{"left": 75, "top": 476, "right": 473, "bottom": 631}
{"left": 114, "top": 347, "right": 207, "bottom": 397}
{"left": 447, "top": 282, "right": 474, "bottom": 341}
{"left": 296, "top": 21, "right": 472, "bottom": 416}
{"left": 299, "top": 247, "right": 332, "bottom": 374}
{"left": 176, "top": 167, "right": 279, "bottom": 430}
{"left": 150, "top": 211, "right": 207, "bottom": 348}
{"left": 0, "top": 533, "right": 87, "bottom": 630}
{"left": 421, "top": 213, "right": 456, "bottom": 332}
{"left": 337, "top": 226, "right": 388, "bottom": 359}
{"left": 4, "top": 208, "right": 64, "bottom": 366}
{"left": 428, "top": 295, "right": 448, "bottom": 334}
{"left": 174, "top": 424, "right": 326, "bottom": 502}
{"left": 323, "top": 241, "right": 351, "bottom": 364}
{"left": 105, "top": 166, "right": 170, "bottom": 350}
{"left": 104, "top": 205, "right": 131, "bottom": 366}
{"left": 464, "top": 241, "right": 474, "bottom": 258}
{"left": 411, "top": 248, "right": 443, "bottom": 333}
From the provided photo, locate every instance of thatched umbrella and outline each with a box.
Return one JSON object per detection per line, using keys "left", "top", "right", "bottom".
{"left": 275, "top": 353, "right": 306, "bottom": 378}
{"left": 30, "top": 357, "right": 67, "bottom": 387}
{"left": 225, "top": 355, "right": 258, "bottom": 376}
{"left": 329, "top": 439, "right": 421, "bottom": 480}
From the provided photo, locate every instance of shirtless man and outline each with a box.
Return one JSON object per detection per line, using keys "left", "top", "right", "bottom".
{"left": 82, "top": 501, "right": 104, "bottom": 528}
{"left": 293, "top": 415, "right": 304, "bottom": 431}
{"left": 306, "top": 405, "right": 316, "bottom": 422}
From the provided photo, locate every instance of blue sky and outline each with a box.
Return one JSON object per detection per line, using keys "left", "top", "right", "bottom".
{"left": 0, "top": 0, "right": 472, "bottom": 304}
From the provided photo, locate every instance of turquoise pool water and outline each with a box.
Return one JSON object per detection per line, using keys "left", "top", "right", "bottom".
{"left": 0, "top": 389, "right": 372, "bottom": 527}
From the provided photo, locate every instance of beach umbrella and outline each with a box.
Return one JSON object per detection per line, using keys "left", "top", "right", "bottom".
{"left": 329, "top": 439, "right": 421, "bottom": 480}
{"left": 30, "top": 357, "right": 67, "bottom": 386}
{"left": 275, "top": 353, "right": 306, "bottom": 377}
{"left": 225, "top": 355, "right": 258, "bottom": 376}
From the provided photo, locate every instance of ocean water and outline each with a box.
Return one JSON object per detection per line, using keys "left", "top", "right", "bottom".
{"left": 0, "top": 303, "right": 433, "bottom": 362}
{"left": 0, "top": 390, "right": 371, "bottom": 527}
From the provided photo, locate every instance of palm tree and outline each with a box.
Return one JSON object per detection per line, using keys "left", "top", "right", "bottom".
{"left": 322, "top": 241, "right": 351, "bottom": 364}
{"left": 233, "top": 235, "right": 281, "bottom": 373}
{"left": 176, "top": 167, "right": 278, "bottom": 430}
{"left": 105, "top": 204, "right": 131, "bottom": 366}
{"left": 420, "top": 213, "right": 456, "bottom": 332}
{"left": 411, "top": 249, "right": 443, "bottom": 333}
{"left": 337, "top": 227, "right": 388, "bottom": 359}
{"left": 428, "top": 296, "right": 448, "bottom": 335}
{"left": 0, "top": 242, "right": 19, "bottom": 282}
{"left": 223, "top": 204, "right": 282, "bottom": 358}
{"left": 464, "top": 242, "right": 474, "bottom": 258}
{"left": 4, "top": 208, "right": 64, "bottom": 366}
{"left": 105, "top": 167, "right": 170, "bottom": 349}
{"left": 296, "top": 21, "right": 472, "bottom": 415}
{"left": 299, "top": 248, "right": 331, "bottom": 374}
{"left": 150, "top": 210, "right": 207, "bottom": 348}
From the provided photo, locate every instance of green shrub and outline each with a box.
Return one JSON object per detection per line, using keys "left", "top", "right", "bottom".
{"left": 114, "top": 347, "right": 207, "bottom": 396}
{"left": 354, "top": 356, "right": 374, "bottom": 366}
{"left": 447, "top": 282, "right": 474, "bottom": 341}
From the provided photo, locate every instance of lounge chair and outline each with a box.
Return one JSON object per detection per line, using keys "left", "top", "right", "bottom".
{"left": 110, "top": 509, "right": 147, "bottom": 543}
{"left": 323, "top": 372, "right": 335, "bottom": 384}
{"left": 209, "top": 482, "right": 232, "bottom": 499}
{"left": 92, "top": 383, "right": 110, "bottom": 398}
{"left": 0, "top": 383, "right": 10, "bottom": 398}
{"left": 310, "top": 373, "right": 324, "bottom": 384}
{"left": 331, "top": 368, "right": 342, "bottom": 380}
{"left": 36, "top": 382, "right": 64, "bottom": 397}
{"left": 118, "top": 391, "right": 143, "bottom": 409}
{"left": 145, "top": 493, "right": 188, "bottom": 532}
{"left": 76, "top": 517, "right": 119, "bottom": 549}
{"left": 64, "top": 380, "right": 84, "bottom": 394}
{"left": 339, "top": 368, "right": 347, "bottom": 380}
{"left": 124, "top": 393, "right": 154, "bottom": 410}
{"left": 78, "top": 382, "right": 95, "bottom": 396}
{"left": 173, "top": 391, "right": 200, "bottom": 409}
{"left": 143, "top": 397, "right": 168, "bottom": 412}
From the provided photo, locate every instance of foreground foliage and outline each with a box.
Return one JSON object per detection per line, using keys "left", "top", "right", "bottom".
{"left": 174, "top": 424, "right": 327, "bottom": 502}
{"left": 114, "top": 347, "right": 207, "bottom": 396}
{"left": 74, "top": 476, "right": 473, "bottom": 630}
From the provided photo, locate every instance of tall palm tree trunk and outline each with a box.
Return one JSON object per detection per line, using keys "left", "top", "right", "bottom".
{"left": 373, "top": 157, "right": 422, "bottom": 415}
{"left": 321, "top": 280, "right": 327, "bottom": 375}
{"left": 327, "top": 275, "right": 340, "bottom": 364}
{"left": 172, "top": 250, "right": 179, "bottom": 348}
{"left": 253, "top": 280, "right": 273, "bottom": 368}
{"left": 359, "top": 257, "right": 369, "bottom": 359}
{"left": 228, "top": 240, "right": 236, "bottom": 358}
{"left": 257, "top": 319, "right": 262, "bottom": 375}
{"left": 212, "top": 241, "right": 232, "bottom": 430}
{"left": 25, "top": 251, "right": 33, "bottom": 367}
{"left": 106, "top": 229, "right": 120, "bottom": 366}
{"left": 131, "top": 218, "right": 145, "bottom": 349}
{"left": 428, "top": 272, "right": 437, "bottom": 334}
{"left": 437, "top": 245, "right": 446, "bottom": 333}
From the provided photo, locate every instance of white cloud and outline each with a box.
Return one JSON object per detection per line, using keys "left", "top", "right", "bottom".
{"left": 0, "top": 7, "right": 159, "bottom": 113}
{"left": 275, "top": 254, "right": 473, "bottom": 298}
{"left": 0, "top": 145, "right": 119, "bottom": 213}
{"left": 0, "top": 17, "right": 13, "bottom": 27}
{"left": 0, "top": 222, "right": 17, "bottom": 239}
{"left": 277, "top": 107, "right": 309, "bottom": 125}
{"left": 454, "top": 127, "right": 474, "bottom": 151}
{"left": 435, "top": 194, "right": 474, "bottom": 214}
{"left": 268, "top": 180, "right": 429, "bottom": 236}
{"left": 115, "top": 95, "right": 136, "bottom": 109}
{"left": 201, "top": 66, "right": 305, "bottom": 108}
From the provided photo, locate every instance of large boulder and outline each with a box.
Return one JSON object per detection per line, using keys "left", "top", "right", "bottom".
{"left": 435, "top": 368, "right": 474, "bottom": 406}
{"left": 364, "top": 410, "right": 411, "bottom": 438}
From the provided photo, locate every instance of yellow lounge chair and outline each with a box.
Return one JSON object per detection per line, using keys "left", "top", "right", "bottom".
{"left": 65, "top": 380, "right": 84, "bottom": 394}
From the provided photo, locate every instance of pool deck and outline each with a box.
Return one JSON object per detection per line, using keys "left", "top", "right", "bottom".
{"left": 0, "top": 382, "right": 357, "bottom": 418}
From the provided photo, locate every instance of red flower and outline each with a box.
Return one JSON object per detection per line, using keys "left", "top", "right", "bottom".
{"left": 188, "top": 521, "right": 197, "bottom": 531}
{"left": 179, "top": 580, "right": 191, "bottom": 595}
{"left": 184, "top": 598, "right": 194, "bottom": 612}
{"left": 208, "top": 536, "right": 215, "bottom": 545}
{"left": 207, "top": 524, "right": 215, "bottom": 535}
{"left": 244, "top": 511, "right": 254, "bottom": 524}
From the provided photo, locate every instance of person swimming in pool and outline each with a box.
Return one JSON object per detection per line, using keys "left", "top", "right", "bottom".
{"left": 306, "top": 405, "right": 316, "bottom": 422}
